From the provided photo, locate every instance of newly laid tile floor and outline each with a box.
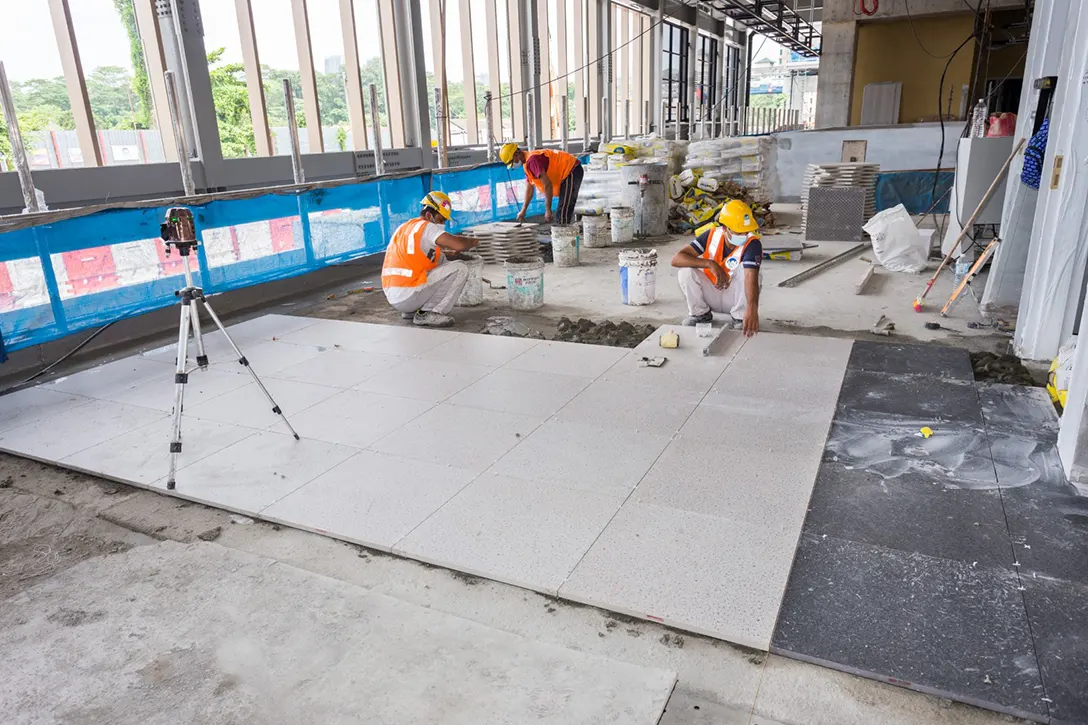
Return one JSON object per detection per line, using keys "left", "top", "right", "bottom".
{"left": 0, "top": 314, "right": 850, "bottom": 650}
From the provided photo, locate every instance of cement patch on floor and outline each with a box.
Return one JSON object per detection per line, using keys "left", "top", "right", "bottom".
{"left": 0, "top": 540, "right": 676, "bottom": 724}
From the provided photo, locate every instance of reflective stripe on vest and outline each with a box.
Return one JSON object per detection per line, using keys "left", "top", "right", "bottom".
{"left": 701, "top": 228, "right": 756, "bottom": 286}
{"left": 525, "top": 149, "right": 578, "bottom": 195}
{"left": 382, "top": 219, "right": 440, "bottom": 288}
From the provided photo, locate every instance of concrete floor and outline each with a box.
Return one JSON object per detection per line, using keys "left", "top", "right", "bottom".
{"left": 0, "top": 456, "right": 1029, "bottom": 725}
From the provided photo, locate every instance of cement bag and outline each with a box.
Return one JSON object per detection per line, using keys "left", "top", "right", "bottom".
{"left": 864, "top": 204, "right": 928, "bottom": 273}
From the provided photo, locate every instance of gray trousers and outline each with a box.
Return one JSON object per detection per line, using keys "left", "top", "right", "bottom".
{"left": 384, "top": 260, "right": 469, "bottom": 315}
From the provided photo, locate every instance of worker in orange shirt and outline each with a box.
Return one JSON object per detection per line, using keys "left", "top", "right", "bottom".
{"left": 500, "top": 143, "right": 584, "bottom": 225}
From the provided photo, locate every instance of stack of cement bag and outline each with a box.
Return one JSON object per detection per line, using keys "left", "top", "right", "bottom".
{"left": 682, "top": 137, "right": 778, "bottom": 201}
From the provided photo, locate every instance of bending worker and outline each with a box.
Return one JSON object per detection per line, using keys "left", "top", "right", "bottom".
{"left": 671, "top": 199, "right": 762, "bottom": 337}
{"left": 501, "top": 143, "right": 584, "bottom": 225}
{"left": 381, "top": 191, "right": 479, "bottom": 328}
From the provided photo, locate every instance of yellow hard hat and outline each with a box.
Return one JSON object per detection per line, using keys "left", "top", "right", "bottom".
{"left": 499, "top": 142, "right": 520, "bottom": 167}
{"left": 421, "top": 190, "right": 453, "bottom": 221}
{"left": 717, "top": 199, "right": 758, "bottom": 233}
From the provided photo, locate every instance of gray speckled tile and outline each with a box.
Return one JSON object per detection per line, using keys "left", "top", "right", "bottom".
{"left": 1020, "top": 575, "right": 1088, "bottom": 724}
{"left": 835, "top": 369, "right": 983, "bottom": 426}
{"left": 847, "top": 340, "right": 974, "bottom": 380}
{"left": 978, "top": 383, "right": 1060, "bottom": 444}
{"left": 1000, "top": 470, "right": 1088, "bottom": 586}
{"left": 772, "top": 534, "right": 1047, "bottom": 720}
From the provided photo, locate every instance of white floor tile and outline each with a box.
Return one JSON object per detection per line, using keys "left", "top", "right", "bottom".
{"left": 556, "top": 378, "right": 704, "bottom": 436}
{"left": 45, "top": 356, "right": 175, "bottom": 400}
{"left": 276, "top": 318, "right": 395, "bottom": 350}
{"left": 167, "top": 430, "right": 358, "bottom": 513}
{"left": 600, "top": 325, "right": 746, "bottom": 395}
{"left": 0, "top": 400, "right": 167, "bottom": 461}
{"left": 209, "top": 339, "right": 327, "bottom": 375}
{"left": 269, "top": 348, "right": 407, "bottom": 388}
{"left": 729, "top": 332, "right": 852, "bottom": 371}
{"left": 421, "top": 333, "right": 541, "bottom": 367}
{"left": 262, "top": 450, "right": 476, "bottom": 551}
{"left": 355, "top": 358, "right": 492, "bottom": 402}
{"left": 288, "top": 389, "right": 434, "bottom": 448}
{"left": 219, "top": 313, "right": 321, "bottom": 344}
{"left": 62, "top": 417, "right": 256, "bottom": 485}
{"left": 108, "top": 368, "right": 251, "bottom": 413}
{"left": 561, "top": 501, "right": 799, "bottom": 649}
{"left": 185, "top": 378, "right": 339, "bottom": 430}
{"left": 502, "top": 340, "right": 628, "bottom": 378}
{"left": 448, "top": 368, "right": 590, "bottom": 417}
{"left": 0, "top": 387, "right": 94, "bottom": 434}
{"left": 490, "top": 419, "right": 673, "bottom": 497}
{"left": 706, "top": 365, "right": 845, "bottom": 414}
{"left": 396, "top": 472, "right": 624, "bottom": 593}
{"left": 371, "top": 403, "right": 543, "bottom": 474}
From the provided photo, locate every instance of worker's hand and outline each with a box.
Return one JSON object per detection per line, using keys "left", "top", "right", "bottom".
{"left": 515, "top": 211, "right": 526, "bottom": 223}
{"left": 743, "top": 309, "right": 759, "bottom": 337}
{"left": 544, "top": 208, "right": 553, "bottom": 223}
{"left": 710, "top": 262, "right": 729, "bottom": 289}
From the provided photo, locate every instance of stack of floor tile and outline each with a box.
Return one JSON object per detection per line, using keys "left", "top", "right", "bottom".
{"left": 800, "top": 163, "right": 879, "bottom": 228}
{"left": 462, "top": 222, "right": 540, "bottom": 263}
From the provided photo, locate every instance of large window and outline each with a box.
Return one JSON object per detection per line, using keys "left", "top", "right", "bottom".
{"left": 661, "top": 22, "right": 688, "bottom": 124}
{"left": 695, "top": 33, "right": 718, "bottom": 124}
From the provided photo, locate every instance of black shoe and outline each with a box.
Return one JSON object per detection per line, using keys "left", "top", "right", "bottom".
{"left": 682, "top": 311, "right": 714, "bottom": 327}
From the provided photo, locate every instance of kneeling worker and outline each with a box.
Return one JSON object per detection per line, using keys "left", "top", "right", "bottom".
{"left": 500, "top": 143, "right": 584, "bottom": 225}
{"left": 671, "top": 199, "right": 762, "bottom": 337}
{"left": 382, "top": 191, "right": 479, "bottom": 328}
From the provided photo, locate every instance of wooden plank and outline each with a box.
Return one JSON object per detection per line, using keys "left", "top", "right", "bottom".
{"left": 339, "top": 0, "right": 369, "bottom": 149}
{"left": 855, "top": 263, "right": 875, "bottom": 295}
{"left": 233, "top": 0, "right": 273, "bottom": 156}
{"left": 46, "top": 0, "right": 102, "bottom": 167}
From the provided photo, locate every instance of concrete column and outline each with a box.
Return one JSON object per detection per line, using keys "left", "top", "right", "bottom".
{"left": 526, "top": 0, "right": 544, "bottom": 146}
{"left": 684, "top": 23, "right": 697, "bottom": 139}
{"left": 652, "top": 0, "right": 664, "bottom": 133}
{"left": 396, "top": 0, "right": 432, "bottom": 151}
{"left": 1015, "top": 1, "right": 1088, "bottom": 362}
{"left": 814, "top": 20, "right": 856, "bottom": 129}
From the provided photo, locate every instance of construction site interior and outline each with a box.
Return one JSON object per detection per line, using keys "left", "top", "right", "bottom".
{"left": 2, "top": 0, "right": 1087, "bottom": 724}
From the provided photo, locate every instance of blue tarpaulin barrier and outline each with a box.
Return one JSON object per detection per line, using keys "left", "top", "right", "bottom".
{"left": 0, "top": 162, "right": 545, "bottom": 353}
{"left": 874, "top": 170, "right": 954, "bottom": 215}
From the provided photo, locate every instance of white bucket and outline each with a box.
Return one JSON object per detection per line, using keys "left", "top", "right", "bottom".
{"left": 505, "top": 256, "right": 545, "bottom": 310}
{"left": 455, "top": 253, "right": 485, "bottom": 307}
{"left": 610, "top": 206, "right": 635, "bottom": 246}
{"left": 618, "top": 249, "right": 657, "bottom": 306}
{"left": 551, "top": 224, "right": 580, "bottom": 267}
{"left": 582, "top": 214, "right": 610, "bottom": 248}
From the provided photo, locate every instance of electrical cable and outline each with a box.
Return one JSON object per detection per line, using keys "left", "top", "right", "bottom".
{"left": 1, "top": 319, "right": 119, "bottom": 396}
{"left": 855, "top": 0, "right": 878, "bottom": 17}
{"left": 905, "top": 0, "right": 968, "bottom": 59}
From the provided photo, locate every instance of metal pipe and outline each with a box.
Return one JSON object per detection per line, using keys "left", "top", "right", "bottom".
{"left": 624, "top": 99, "right": 630, "bottom": 138}
{"left": 282, "top": 79, "right": 305, "bottom": 184}
{"left": 369, "top": 84, "right": 384, "bottom": 175}
{"left": 434, "top": 86, "right": 448, "bottom": 168}
{"left": 164, "top": 71, "right": 196, "bottom": 197}
{"left": 661, "top": 100, "right": 668, "bottom": 139}
{"left": 525, "top": 92, "right": 535, "bottom": 149}
{"left": 0, "top": 62, "right": 40, "bottom": 213}
{"left": 583, "top": 96, "right": 590, "bottom": 151}
{"left": 167, "top": 0, "right": 198, "bottom": 156}
{"left": 560, "top": 94, "right": 569, "bottom": 152}
{"left": 484, "top": 92, "right": 496, "bottom": 162}
{"left": 644, "top": 100, "right": 650, "bottom": 137}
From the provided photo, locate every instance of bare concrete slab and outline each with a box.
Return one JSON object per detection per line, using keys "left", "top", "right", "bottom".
{"left": 0, "top": 541, "right": 676, "bottom": 725}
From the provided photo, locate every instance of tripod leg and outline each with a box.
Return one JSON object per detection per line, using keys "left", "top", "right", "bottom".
{"left": 188, "top": 297, "right": 209, "bottom": 369}
{"left": 167, "top": 295, "right": 194, "bottom": 490}
{"left": 199, "top": 298, "right": 301, "bottom": 441}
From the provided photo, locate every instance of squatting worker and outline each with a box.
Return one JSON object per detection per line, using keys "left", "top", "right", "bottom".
{"left": 501, "top": 143, "right": 584, "bottom": 226}
{"left": 381, "top": 191, "right": 479, "bottom": 328}
{"left": 671, "top": 199, "right": 762, "bottom": 337}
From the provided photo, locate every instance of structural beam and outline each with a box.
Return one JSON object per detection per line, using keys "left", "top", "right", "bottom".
{"left": 377, "top": 0, "right": 406, "bottom": 147}
{"left": 633, "top": 11, "right": 645, "bottom": 133}
{"left": 132, "top": 0, "right": 177, "bottom": 162}
{"left": 535, "top": 0, "right": 552, "bottom": 140}
{"left": 339, "top": 0, "right": 369, "bottom": 150}
{"left": 484, "top": 0, "right": 503, "bottom": 141}
{"left": 587, "top": 0, "right": 600, "bottom": 136}
{"left": 233, "top": 0, "right": 273, "bottom": 156}
{"left": 554, "top": 0, "right": 568, "bottom": 142}
{"left": 459, "top": 0, "right": 479, "bottom": 145}
{"left": 572, "top": 0, "right": 586, "bottom": 136}
{"left": 508, "top": 0, "right": 526, "bottom": 140}
{"left": 291, "top": 0, "right": 324, "bottom": 153}
{"left": 46, "top": 0, "right": 102, "bottom": 167}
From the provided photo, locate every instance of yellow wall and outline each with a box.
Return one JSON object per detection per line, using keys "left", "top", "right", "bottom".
{"left": 850, "top": 14, "right": 979, "bottom": 126}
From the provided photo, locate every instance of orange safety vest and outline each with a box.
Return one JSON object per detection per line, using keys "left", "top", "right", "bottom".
{"left": 524, "top": 149, "right": 579, "bottom": 195}
{"left": 382, "top": 218, "right": 442, "bottom": 288}
{"left": 701, "top": 227, "right": 759, "bottom": 286}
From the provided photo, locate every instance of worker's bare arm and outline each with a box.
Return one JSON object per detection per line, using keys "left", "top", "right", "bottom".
{"left": 436, "top": 233, "right": 479, "bottom": 253}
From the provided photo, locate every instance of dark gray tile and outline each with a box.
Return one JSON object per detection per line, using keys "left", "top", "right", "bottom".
{"left": 979, "top": 383, "right": 1059, "bottom": 444}
{"left": 848, "top": 340, "right": 974, "bottom": 381}
{"left": 806, "top": 463, "right": 1014, "bottom": 568}
{"left": 823, "top": 412, "right": 997, "bottom": 488}
{"left": 1021, "top": 576, "right": 1088, "bottom": 724}
{"left": 1001, "top": 469, "right": 1088, "bottom": 586}
{"left": 836, "top": 369, "right": 983, "bottom": 426}
{"left": 772, "top": 534, "right": 1047, "bottom": 719}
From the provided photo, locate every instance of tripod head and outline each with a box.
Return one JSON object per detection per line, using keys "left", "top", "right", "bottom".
{"left": 161, "top": 207, "right": 199, "bottom": 257}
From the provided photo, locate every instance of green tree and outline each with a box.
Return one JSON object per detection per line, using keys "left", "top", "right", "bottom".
{"left": 207, "top": 48, "right": 256, "bottom": 157}
{"left": 749, "top": 93, "right": 785, "bottom": 109}
{"left": 86, "top": 66, "right": 140, "bottom": 130}
{"left": 111, "top": 0, "right": 152, "bottom": 129}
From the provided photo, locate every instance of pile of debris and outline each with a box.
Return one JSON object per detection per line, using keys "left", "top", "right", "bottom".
{"left": 667, "top": 176, "right": 775, "bottom": 235}
{"left": 554, "top": 318, "right": 657, "bottom": 348}
{"left": 970, "top": 351, "right": 1037, "bottom": 386}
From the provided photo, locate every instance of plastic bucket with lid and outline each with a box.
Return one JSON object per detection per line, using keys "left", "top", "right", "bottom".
{"left": 455, "top": 253, "right": 485, "bottom": 307}
{"left": 618, "top": 249, "right": 657, "bottom": 306}
{"left": 610, "top": 206, "right": 635, "bottom": 245}
{"left": 505, "top": 256, "right": 545, "bottom": 310}
{"left": 551, "top": 224, "right": 580, "bottom": 267}
{"left": 582, "top": 214, "right": 610, "bottom": 248}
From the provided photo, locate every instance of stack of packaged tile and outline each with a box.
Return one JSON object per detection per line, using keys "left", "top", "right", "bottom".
{"left": 800, "top": 162, "right": 879, "bottom": 229}
{"left": 462, "top": 222, "right": 541, "bottom": 263}
{"left": 577, "top": 137, "right": 686, "bottom": 215}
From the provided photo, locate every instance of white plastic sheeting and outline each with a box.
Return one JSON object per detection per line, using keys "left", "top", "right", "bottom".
{"left": 982, "top": 0, "right": 1071, "bottom": 317}
{"left": 1014, "top": 0, "right": 1088, "bottom": 362}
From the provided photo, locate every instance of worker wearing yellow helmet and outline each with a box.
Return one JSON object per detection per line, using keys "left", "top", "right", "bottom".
{"left": 499, "top": 142, "right": 584, "bottom": 225}
{"left": 670, "top": 199, "right": 763, "bottom": 337}
{"left": 381, "top": 190, "right": 479, "bottom": 328}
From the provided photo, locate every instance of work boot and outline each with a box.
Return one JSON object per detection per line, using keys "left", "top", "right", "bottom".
{"left": 413, "top": 310, "right": 455, "bottom": 328}
{"left": 401, "top": 311, "right": 416, "bottom": 320}
{"left": 682, "top": 310, "right": 713, "bottom": 327}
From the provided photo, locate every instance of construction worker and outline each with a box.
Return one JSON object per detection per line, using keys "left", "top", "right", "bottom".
{"left": 501, "top": 143, "right": 584, "bottom": 226}
{"left": 671, "top": 199, "right": 762, "bottom": 337}
{"left": 381, "top": 191, "right": 479, "bottom": 328}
